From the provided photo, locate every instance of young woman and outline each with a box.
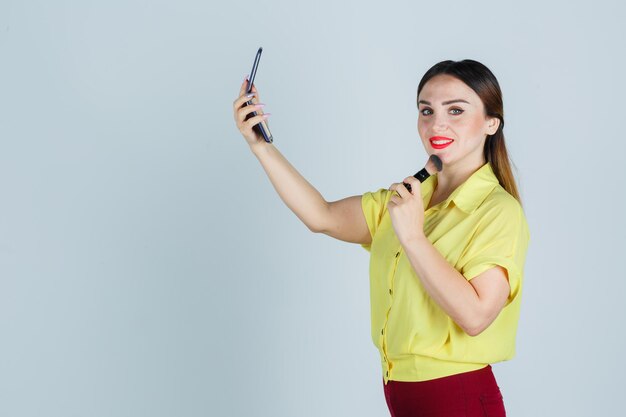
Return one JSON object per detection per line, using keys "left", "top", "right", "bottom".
{"left": 233, "top": 59, "right": 529, "bottom": 417}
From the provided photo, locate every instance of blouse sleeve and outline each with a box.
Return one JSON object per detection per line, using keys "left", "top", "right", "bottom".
{"left": 360, "top": 187, "right": 391, "bottom": 252}
{"left": 457, "top": 200, "right": 531, "bottom": 307}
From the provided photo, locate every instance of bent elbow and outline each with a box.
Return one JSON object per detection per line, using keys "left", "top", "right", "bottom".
{"left": 308, "top": 223, "right": 323, "bottom": 233}
{"left": 462, "top": 316, "right": 488, "bottom": 337}
{"left": 465, "top": 315, "right": 498, "bottom": 337}
{"left": 465, "top": 325, "right": 483, "bottom": 337}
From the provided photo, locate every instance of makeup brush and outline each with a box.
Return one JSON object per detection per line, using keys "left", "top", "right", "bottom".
{"left": 403, "top": 154, "right": 443, "bottom": 193}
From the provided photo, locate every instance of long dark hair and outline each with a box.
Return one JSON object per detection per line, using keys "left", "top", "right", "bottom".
{"left": 417, "top": 59, "right": 522, "bottom": 206}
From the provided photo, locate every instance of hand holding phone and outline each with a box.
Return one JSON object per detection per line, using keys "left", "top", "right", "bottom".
{"left": 242, "top": 47, "right": 273, "bottom": 143}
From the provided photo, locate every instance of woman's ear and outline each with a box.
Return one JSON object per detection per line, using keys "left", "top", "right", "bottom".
{"left": 486, "top": 117, "right": 500, "bottom": 135}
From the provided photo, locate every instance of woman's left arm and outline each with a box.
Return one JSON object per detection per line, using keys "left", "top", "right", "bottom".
{"left": 388, "top": 177, "right": 510, "bottom": 337}
{"left": 402, "top": 236, "right": 510, "bottom": 337}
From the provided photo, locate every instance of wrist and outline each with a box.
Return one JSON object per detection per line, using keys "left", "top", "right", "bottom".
{"left": 404, "top": 232, "right": 428, "bottom": 247}
{"left": 250, "top": 141, "right": 271, "bottom": 155}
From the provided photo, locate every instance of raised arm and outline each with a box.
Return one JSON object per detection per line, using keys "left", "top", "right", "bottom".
{"left": 233, "top": 78, "right": 371, "bottom": 244}
{"left": 250, "top": 143, "right": 371, "bottom": 246}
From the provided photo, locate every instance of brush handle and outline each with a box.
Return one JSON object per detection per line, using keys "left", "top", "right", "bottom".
{"left": 402, "top": 168, "right": 430, "bottom": 193}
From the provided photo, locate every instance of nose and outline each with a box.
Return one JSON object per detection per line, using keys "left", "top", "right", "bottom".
{"left": 432, "top": 113, "right": 449, "bottom": 132}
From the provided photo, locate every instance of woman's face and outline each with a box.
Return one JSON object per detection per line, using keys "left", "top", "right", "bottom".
{"left": 417, "top": 74, "right": 499, "bottom": 169}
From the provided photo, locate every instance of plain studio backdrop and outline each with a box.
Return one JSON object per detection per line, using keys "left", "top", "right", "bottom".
{"left": 1, "top": 1, "right": 624, "bottom": 416}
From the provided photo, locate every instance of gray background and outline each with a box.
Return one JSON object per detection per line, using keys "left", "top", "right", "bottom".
{"left": 1, "top": 0, "right": 624, "bottom": 416}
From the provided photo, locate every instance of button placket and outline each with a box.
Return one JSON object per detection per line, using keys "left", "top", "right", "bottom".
{"left": 381, "top": 247, "right": 401, "bottom": 383}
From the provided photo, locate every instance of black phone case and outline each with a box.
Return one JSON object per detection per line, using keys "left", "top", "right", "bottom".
{"left": 244, "top": 47, "right": 273, "bottom": 143}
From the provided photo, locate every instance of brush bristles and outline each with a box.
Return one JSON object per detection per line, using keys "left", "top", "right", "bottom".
{"left": 426, "top": 154, "right": 443, "bottom": 174}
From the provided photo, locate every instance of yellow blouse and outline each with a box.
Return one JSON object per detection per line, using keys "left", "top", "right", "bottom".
{"left": 361, "top": 162, "right": 530, "bottom": 384}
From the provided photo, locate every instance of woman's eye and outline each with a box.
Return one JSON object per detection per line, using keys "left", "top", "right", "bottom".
{"left": 419, "top": 108, "right": 463, "bottom": 116}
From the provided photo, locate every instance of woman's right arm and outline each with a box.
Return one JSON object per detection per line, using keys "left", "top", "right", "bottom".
{"left": 233, "top": 78, "right": 371, "bottom": 245}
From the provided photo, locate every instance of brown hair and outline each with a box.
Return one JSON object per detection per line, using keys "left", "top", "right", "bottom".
{"left": 417, "top": 59, "right": 523, "bottom": 207}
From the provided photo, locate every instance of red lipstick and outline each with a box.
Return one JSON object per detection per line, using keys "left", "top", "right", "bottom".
{"left": 429, "top": 136, "right": 454, "bottom": 149}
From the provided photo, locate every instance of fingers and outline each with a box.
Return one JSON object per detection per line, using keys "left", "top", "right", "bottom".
{"left": 237, "top": 75, "right": 260, "bottom": 100}
{"left": 233, "top": 79, "right": 261, "bottom": 113}
{"left": 388, "top": 183, "right": 401, "bottom": 197}
{"left": 237, "top": 102, "right": 267, "bottom": 126}
{"left": 389, "top": 182, "right": 411, "bottom": 198}
{"left": 233, "top": 88, "right": 260, "bottom": 106}
{"left": 233, "top": 92, "right": 262, "bottom": 129}
{"left": 402, "top": 176, "right": 418, "bottom": 193}
{"left": 233, "top": 92, "right": 258, "bottom": 113}
{"left": 242, "top": 112, "right": 271, "bottom": 130}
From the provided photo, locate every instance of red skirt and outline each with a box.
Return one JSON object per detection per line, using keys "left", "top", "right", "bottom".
{"left": 383, "top": 364, "right": 506, "bottom": 417}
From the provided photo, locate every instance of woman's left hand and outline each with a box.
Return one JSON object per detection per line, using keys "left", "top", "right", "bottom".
{"left": 388, "top": 177, "right": 426, "bottom": 245}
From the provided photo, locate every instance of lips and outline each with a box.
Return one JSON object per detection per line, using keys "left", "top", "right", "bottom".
{"left": 429, "top": 136, "right": 454, "bottom": 149}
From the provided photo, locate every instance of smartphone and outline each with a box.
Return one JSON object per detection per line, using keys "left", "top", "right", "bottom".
{"left": 244, "top": 47, "right": 273, "bottom": 143}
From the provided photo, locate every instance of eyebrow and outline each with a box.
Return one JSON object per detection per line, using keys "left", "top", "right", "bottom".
{"left": 418, "top": 99, "right": 471, "bottom": 106}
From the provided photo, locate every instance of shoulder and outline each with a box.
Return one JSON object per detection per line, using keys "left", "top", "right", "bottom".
{"left": 476, "top": 184, "right": 529, "bottom": 236}
{"left": 362, "top": 187, "right": 393, "bottom": 210}
{"left": 364, "top": 187, "right": 392, "bottom": 200}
